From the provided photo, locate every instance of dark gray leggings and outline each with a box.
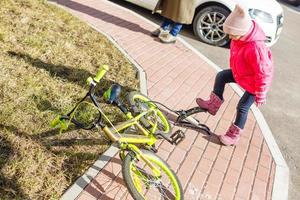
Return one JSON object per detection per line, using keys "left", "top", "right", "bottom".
{"left": 213, "top": 69, "right": 255, "bottom": 129}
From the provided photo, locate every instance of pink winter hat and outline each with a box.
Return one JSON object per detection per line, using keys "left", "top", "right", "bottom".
{"left": 223, "top": 5, "right": 252, "bottom": 36}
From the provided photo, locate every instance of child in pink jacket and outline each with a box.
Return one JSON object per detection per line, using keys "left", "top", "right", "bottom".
{"left": 196, "top": 5, "right": 274, "bottom": 146}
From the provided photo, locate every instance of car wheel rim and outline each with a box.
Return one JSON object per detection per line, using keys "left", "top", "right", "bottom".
{"left": 198, "top": 11, "right": 227, "bottom": 43}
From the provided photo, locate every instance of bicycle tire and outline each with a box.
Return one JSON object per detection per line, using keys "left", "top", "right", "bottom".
{"left": 122, "top": 149, "right": 183, "bottom": 200}
{"left": 127, "top": 91, "right": 171, "bottom": 135}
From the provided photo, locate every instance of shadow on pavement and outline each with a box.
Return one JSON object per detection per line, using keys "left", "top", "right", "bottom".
{"left": 49, "top": 0, "right": 151, "bottom": 35}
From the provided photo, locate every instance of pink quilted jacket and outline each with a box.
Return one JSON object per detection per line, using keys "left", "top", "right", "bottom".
{"left": 230, "top": 20, "right": 274, "bottom": 102}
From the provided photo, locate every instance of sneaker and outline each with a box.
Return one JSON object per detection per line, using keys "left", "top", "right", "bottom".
{"left": 151, "top": 28, "right": 168, "bottom": 37}
{"left": 159, "top": 33, "right": 177, "bottom": 44}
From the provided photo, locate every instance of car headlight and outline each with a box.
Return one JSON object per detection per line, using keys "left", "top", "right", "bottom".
{"left": 248, "top": 9, "right": 273, "bottom": 23}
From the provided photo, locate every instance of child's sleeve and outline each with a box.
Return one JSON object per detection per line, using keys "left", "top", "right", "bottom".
{"left": 249, "top": 45, "right": 274, "bottom": 103}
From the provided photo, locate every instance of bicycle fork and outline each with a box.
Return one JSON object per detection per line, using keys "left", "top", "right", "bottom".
{"left": 121, "top": 143, "right": 161, "bottom": 177}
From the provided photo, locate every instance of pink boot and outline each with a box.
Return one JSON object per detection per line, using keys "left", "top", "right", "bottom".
{"left": 219, "top": 124, "right": 243, "bottom": 146}
{"left": 196, "top": 92, "right": 223, "bottom": 115}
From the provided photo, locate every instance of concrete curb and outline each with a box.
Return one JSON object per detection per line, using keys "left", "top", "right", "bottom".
{"left": 52, "top": 1, "right": 289, "bottom": 199}
{"left": 48, "top": 2, "right": 149, "bottom": 200}
{"left": 61, "top": 144, "right": 119, "bottom": 200}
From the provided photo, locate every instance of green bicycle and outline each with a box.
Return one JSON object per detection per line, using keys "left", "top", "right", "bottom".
{"left": 51, "top": 65, "right": 184, "bottom": 200}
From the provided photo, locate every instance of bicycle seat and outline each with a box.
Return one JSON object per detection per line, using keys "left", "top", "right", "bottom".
{"left": 104, "top": 84, "right": 122, "bottom": 104}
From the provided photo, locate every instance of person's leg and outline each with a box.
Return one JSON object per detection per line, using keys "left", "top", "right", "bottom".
{"left": 161, "top": 18, "right": 172, "bottom": 30}
{"left": 213, "top": 69, "right": 235, "bottom": 100}
{"left": 169, "top": 23, "right": 183, "bottom": 36}
{"left": 196, "top": 69, "right": 235, "bottom": 115}
{"left": 159, "top": 20, "right": 182, "bottom": 43}
{"left": 219, "top": 91, "right": 255, "bottom": 146}
{"left": 234, "top": 91, "right": 255, "bottom": 129}
{"left": 151, "top": 18, "right": 171, "bottom": 37}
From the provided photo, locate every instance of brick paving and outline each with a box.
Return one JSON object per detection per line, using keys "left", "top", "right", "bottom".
{"left": 51, "top": 0, "right": 276, "bottom": 199}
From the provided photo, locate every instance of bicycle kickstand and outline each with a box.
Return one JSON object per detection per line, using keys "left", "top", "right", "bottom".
{"left": 174, "top": 107, "right": 212, "bottom": 135}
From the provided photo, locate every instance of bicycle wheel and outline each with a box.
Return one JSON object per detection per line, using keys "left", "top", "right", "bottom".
{"left": 127, "top": 91, "right": 171, "bottom": 135}
{"left": 122, "top": 149, "right": 183, "bottom": 200}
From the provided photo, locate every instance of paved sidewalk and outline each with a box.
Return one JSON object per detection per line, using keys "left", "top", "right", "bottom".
{"left": 49, "top": 0, "right": 287, "bottom": 199}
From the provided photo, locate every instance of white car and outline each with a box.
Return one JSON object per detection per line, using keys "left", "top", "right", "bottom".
{"left": 124, "top": 0, "right": 284, "bottom": 46}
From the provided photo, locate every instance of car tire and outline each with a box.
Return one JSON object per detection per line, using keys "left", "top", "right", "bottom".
{"left": 193, "top": 5, "right": 230, "bottom": 47}
{"left": 287, "top": 0, "right": 300, "bottom": 6}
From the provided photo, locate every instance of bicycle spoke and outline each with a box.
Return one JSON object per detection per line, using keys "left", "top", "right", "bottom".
{"left": 158, "top": 184, "right": 175, "bottom": 200}
{"left": 157, "top": 122, "right": 165, "bottom": 130}
{"left": 135, "top": 165, "right": 158, "bottom": 181}
{"left": 136, "top": 101, "right": 166, "bottom": 133}
{"left": 129, "top": 157, "right": 178, "bottom": 200}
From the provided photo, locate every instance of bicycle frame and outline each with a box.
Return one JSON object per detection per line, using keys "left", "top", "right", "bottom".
{"left": 100, "top": 107, "right": 158, "bottom": 146}
{"left": 90, "top": 92, "right": 163, "bottom": 177}
{"left": 56, "top": 83, "right": 161, "bottom": 146}
{"left": 51, "top": 71, "right": 163, "bottom": 177}
{"left": 96, "top": 98, "right": 162, "bottom": 177}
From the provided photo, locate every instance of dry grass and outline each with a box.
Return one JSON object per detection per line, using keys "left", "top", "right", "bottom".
{"left": 0, "top": 0, "right": 139, "bottom": 199}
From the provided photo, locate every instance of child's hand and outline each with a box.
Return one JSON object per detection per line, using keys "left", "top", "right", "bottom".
{"left": 255, "top": 97, "right": 266, "bottom": 107}
{"left": 255, "top": 102, "right": 265, "bottom": 107}
{"left": 255, "top": 91, "right": 267, "bottom": 107}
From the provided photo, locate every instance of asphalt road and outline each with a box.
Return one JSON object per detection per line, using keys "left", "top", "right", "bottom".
{"left": 111, "top": 1, "right": 300, "bottom": 199}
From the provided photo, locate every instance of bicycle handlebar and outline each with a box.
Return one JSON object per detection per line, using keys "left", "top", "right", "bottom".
{"left": 86, "top": 65, "right": 110, "bottom": 85}
{"left": 94, "top": 65, "right": 109, "bottom": 82}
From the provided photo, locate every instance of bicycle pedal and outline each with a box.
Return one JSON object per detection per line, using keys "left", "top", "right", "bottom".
{"left": 170, "top": 130, "right": 185, "bottom": 145}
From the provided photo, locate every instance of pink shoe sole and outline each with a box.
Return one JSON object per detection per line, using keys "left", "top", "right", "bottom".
{"left": 219, "top": 135, "right": 239, "bottom": 146}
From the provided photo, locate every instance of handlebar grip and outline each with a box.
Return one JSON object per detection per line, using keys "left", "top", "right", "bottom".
{"left": 50, "top": 115, "right": 69, "bottom": 133}
{"left": 94, "top": 65, "right": 109, "bottom": 83}
{"left": 50, "top": 116, "right": 61, "bottom": 128}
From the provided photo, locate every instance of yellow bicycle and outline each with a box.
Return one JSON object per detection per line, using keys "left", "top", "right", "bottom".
{"left": 51, "top": 65, "right": 184, "bottom": 200}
